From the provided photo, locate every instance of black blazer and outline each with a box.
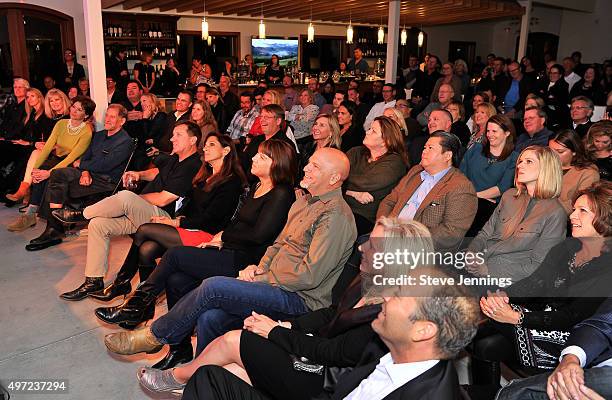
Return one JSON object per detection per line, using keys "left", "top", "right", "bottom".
{"left": 565, "top": 298, "right": 612, "bottom": 367}
{"left": 158, "top": 110, "right": 191, "bottom": 153}
{"left": 318, "top": 338, "right": 461, "bottom": 400}
{"left": 59, "top": 62, "right": 86, "bottom": 89}
{"left": 497, "top": 75, "right": 536, "bottom": 112}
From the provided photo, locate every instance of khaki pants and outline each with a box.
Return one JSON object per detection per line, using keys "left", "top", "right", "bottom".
{"left": 82, "top": 190, "right": 170, "bottom": 277}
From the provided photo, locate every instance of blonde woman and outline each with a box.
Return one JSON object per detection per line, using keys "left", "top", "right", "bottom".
{"left": 190, "top": 99, "right": 218, "bottom": 141}
{"left": 468, "top": 102, "right": 497, "bottom": 148}
{"left": 466, "top": 145, "right": 567, "bottom": 281}
{"left": 8, "top": 96, "right": 94, "bottom": 232}
{"left": 4, "top": 88, "right": 55, "bottom": 203}
{"left": 141, "top": 93, "right": 168, "bottom": 151}
{"left": 584, "top": 121, "right": 612, "bottom": 180}
{"left": 286, "top": 89, "right": 320, "bottom": 143}
{"left": 299, "top": 113, "right": 342, "bottom": 167}
{"left": 383, "top": 107, "right": 408, "bottom": 137}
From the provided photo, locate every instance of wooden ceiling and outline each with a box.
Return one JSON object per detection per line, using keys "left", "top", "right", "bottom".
{"left": 101, "top": 0, "right": 524, "bottom": 26}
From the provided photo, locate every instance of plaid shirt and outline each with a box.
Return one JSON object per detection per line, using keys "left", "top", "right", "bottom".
{"left": 226, "top": 106, "right": 260, "bottom": 140}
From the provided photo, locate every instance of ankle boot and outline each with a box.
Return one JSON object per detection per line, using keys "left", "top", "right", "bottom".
{"left": 6, "top": 181, "right": 30, "bottom": 202}
{"left": 94, "top": 289, "right": 156, "bottom": 328}
{"left": 151, "top": 338, "right": 193, "bottom": 370}
{"left": 89, "top": 245, "right": 140, "bottom": 301}
{"left": 60, "top": 277, "right": 104, "bottom": 301}
{"left": 138, "top": 264, "right": 156, "bottom": 282}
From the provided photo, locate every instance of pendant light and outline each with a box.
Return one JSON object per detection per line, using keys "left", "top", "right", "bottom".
{"left": 201, "top": 0, "right": 209, "bottom": 41}
{"left": 307, "top": 6, "right": 315, "bottom": 43}
{"left": 400, "top": 26, "right": 407, "bottom": 46}
{"left": 346, "top": 12, "right": 353, "bottom": 44}
{"left": 418, "top": 30, "right": 424, "bottom": 47}
{"left": 377, "top": 15, "right": 384, "bottom": 44}
{"left": 259, "top": 2, "right": 266, "bottom": 39}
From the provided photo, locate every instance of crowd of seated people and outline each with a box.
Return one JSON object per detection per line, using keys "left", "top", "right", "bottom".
{"left": 1, "top": 47, "right": 612, "bottom": 400}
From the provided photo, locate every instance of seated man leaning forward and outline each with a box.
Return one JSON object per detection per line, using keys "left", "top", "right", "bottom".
{"left": 59, "top": 121, "right": 203, "bottom": 301}
{"left": 377, "top": 131, "right": 477, "bottom": 251}
{"left": 180, "top": 267, "right": 482, "bottom": 400}
{"left": 103, "top": 147, "right": 357, "bottom": 358}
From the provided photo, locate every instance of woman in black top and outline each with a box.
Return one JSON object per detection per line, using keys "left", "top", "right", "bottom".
{"left": 569, "top": 65, "right": 607, "bottom": 106}
{"left": 95, "top": 138, "right": 297, "bottom": 369}
{"left": 337, "top": 100, "right": 365, "bottom": 153}
{"left": 91, "top": 132, "right": 246, "bottom": 301}
{"left": 537, "top": 64, "right": 570, "bottom": 130}
{"left": 133, "top": 52, "right": 155, "bottom": 94}
{"left": 470, "top": 181, "right": 612, "bottom": 394}
{"left": 140, "top": 93, "right": 168, "bottom": 169}
{"left": 585, "top": 122, "right": 612, "bottom": 181}
{"left": 264, "top": 54, "right": 284, "bottom": 85}
{"left": 445, "top": 100, "right": 471, "bottom": 146}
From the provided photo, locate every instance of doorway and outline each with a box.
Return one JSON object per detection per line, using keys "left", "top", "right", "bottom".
{"left": 448, "top": 41, "right": 476, "bottom": 69}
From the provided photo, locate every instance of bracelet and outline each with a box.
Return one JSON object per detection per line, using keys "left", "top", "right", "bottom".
{"left": 511, "top": 304, "right": 524, "bottom": 326}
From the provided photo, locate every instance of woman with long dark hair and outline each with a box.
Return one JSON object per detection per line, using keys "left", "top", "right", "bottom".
{"left": 264, "top": 54, "right": 284, "bottom": 85}
{"left": 90, "top": 133, "right": 246, "bottom": 302}
{"left": 95, "top": 139, "right": 297, "bottom": 370}
{"left": 337, "top": 100, "right": 365, "bottom": 153}
{"left": 548, "top": 129, "right": 600, "bottom": 214}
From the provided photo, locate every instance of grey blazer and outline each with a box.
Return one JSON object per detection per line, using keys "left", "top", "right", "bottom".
{"left": 468, "top": 189, "right": 567, "bottom": 282}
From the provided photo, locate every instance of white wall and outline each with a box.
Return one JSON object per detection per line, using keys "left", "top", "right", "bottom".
{"left": 558, "top": 0, "right": 612, "bottom": 63}
{"left": 423, "top": 20, "right": 497, "bottom": 62}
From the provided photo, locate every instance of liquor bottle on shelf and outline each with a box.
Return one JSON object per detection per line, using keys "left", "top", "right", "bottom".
{"left": 117, "top": 25, "right": 123, "bottom": 37}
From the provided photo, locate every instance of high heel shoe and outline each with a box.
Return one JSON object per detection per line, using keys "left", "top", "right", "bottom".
{"left": 137, "top": 367, "right": 185, "bottom": 397}
{"left": 88, "top": 280, "right": 132, "bottom": 301}
{"left": 94, "top": 290, "right": 156, "bottom": 328}
{"left": 104, "top": 327, "right": 163, "bottom": 355}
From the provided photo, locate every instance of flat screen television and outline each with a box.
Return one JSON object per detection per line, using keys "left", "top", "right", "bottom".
{"left": 251, "top": 38, "right": 298, "bottom": 67}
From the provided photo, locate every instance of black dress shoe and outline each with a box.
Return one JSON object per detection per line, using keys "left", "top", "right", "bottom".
{"left": 151, "top": 343, "right": 193, "bottom": 370}
{"left": 60, "top": 277, "right": 104, "bottom": 301}
{"left": 26, "top": 227, "right": 64, "bottom": 251}
{"left": 89, "top": 280, "right": 132, "bottom": 302}
{"left": 52, "top": 208, "right": 86, "bottom": 224}
{"left": 95, "top": 290, "right": 156, "bottom": 328}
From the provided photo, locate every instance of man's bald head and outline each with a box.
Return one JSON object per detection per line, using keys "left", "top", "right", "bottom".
{"left": 300, "top": 148, "right": 350, "bottom": 196}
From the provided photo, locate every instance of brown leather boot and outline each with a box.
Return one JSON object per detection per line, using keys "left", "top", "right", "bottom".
{"left": 6, "top": 181, "right": 31, "bottom": 202}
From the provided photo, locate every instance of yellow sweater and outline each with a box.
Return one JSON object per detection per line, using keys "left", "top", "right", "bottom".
{"left": 34, "top": 119, "right": 92, "bottom": 170}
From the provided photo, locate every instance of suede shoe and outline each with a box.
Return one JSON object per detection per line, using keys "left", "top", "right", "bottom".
{"left": 7, "top": 214, "right": 36, "bottom": 232}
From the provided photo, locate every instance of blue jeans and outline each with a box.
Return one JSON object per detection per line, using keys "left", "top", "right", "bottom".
{"left": 495, "top": 367, "right": 612, "bottom": 400}
{"left": 151, "top": 276, "right": 310, "bottom": 354}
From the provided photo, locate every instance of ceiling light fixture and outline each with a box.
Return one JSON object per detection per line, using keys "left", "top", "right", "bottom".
{"left": 201, "top": 0, "right": 209, "bottom": 41}
{"left": 307, "top": 5, "right": 315, "bottom": 43}
{"left": 259, "top": 2, "right": 266, "bottom": 39}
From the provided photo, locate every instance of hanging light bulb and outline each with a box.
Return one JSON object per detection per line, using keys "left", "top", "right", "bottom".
{"left": 400, "top": 26, "right": 407, "bottom": 46}
{"left": 307, "top": 6, "right": 314, "bottom": 43}
{"left": 177, "top": 34, "right": 181, "bottom": 45}
{"left": 201, "top": 0, "right": 208, "bottom": 41}
{"left": 258, "top": 2, "right": 266, "bottom": 39}
{"left": 346, "top": 21, "right": 353, "bottom": 44}
{"left": 307, "top": 22, "right": 315, "bottom": 43}
{"left": 377, "top": 25, "right": 384, "bottom": 44}
{"left": 201, "top": 17, "right": 209, "bottom": 41}
{"left": 207, "top": 35, "right": 212, "bottom": 46}
{"left": 418, "top": 30, "right": 424, "bottom": 47}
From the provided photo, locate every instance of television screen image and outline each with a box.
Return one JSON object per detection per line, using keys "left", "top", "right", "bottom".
{"left": 251, "top": 38, "right": 298, "bottom": 67}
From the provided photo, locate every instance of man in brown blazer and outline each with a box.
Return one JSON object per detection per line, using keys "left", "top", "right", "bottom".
{"left": 377, "top": 131, "right": 477, "bottom": 250}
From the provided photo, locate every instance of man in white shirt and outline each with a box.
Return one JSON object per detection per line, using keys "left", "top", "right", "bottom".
{"left": 563, "top": 57, "right": 582, "bottom": 93}
{"left": 363, "top": 83, "right": 396, "bottom": 131}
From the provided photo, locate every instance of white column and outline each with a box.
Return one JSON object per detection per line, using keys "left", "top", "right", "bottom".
{"left": 83, "top": 0, "right": 107, "bottom": 130}
{"left": 385, "top": 0, "right": 401, "bottom": 83}
{"left": 517, "top": 0, "right": 532, "bottom": 61}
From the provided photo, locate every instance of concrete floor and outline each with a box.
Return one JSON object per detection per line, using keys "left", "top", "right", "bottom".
{"left": 0, "top": 207, "right": 172, "bottom": 400}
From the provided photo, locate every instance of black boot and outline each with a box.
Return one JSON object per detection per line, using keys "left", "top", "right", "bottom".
{"left": 89, "top": 245, "right": 141, "bottom": 301}
{"left": 94, "top": 289, "right": 156, "bottom": 328}
{"left": 25, "top": 225, "right": 64, "bottom": 251}
{"left": 60, "top": 277, "right": 104, "bottom": 301}
{"left": 151, "top": 338, "right": 193, "bottom": 370}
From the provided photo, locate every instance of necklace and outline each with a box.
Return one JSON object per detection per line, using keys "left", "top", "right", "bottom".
{"left": 67, "top": 121, "right": 85, "bottom": 135}
{"left": 568, "top": 253, "right": 592, "bottom": 274}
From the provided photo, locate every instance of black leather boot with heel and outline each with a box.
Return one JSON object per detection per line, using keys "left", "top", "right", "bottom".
{"left": 89, "top": 245, "right": 141, "bottom": 301}
{"left": 94, "top": 289, "right": 157, "bottom": 329}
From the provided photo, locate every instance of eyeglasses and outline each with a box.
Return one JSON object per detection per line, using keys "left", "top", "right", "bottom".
{"left": 570, "top": 106, "right": 590, "bottom": 111}
{"left": 70, "top": 104, "right": 84, "bottom": 112}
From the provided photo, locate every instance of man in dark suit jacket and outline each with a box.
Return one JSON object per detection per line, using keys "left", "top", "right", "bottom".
{"left": 496, "top": 299, "right": 612, "bottom": 400}
{"left": 377, "top": 131, "right": 477, "bottom": 251}
{"left": 58, "top": 48, "right": 86, "bottom": 90}
{"left": 181, "top": 268, "right": 482, "bottom": 400}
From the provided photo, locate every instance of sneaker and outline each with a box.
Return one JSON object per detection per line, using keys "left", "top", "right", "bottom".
{"left": 7, "top": 214, "right": 36, "bottom": 232}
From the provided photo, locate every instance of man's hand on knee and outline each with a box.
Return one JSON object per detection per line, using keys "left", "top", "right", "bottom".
{"left": 547, "top": 354, "right": 584, "bottom": 400}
